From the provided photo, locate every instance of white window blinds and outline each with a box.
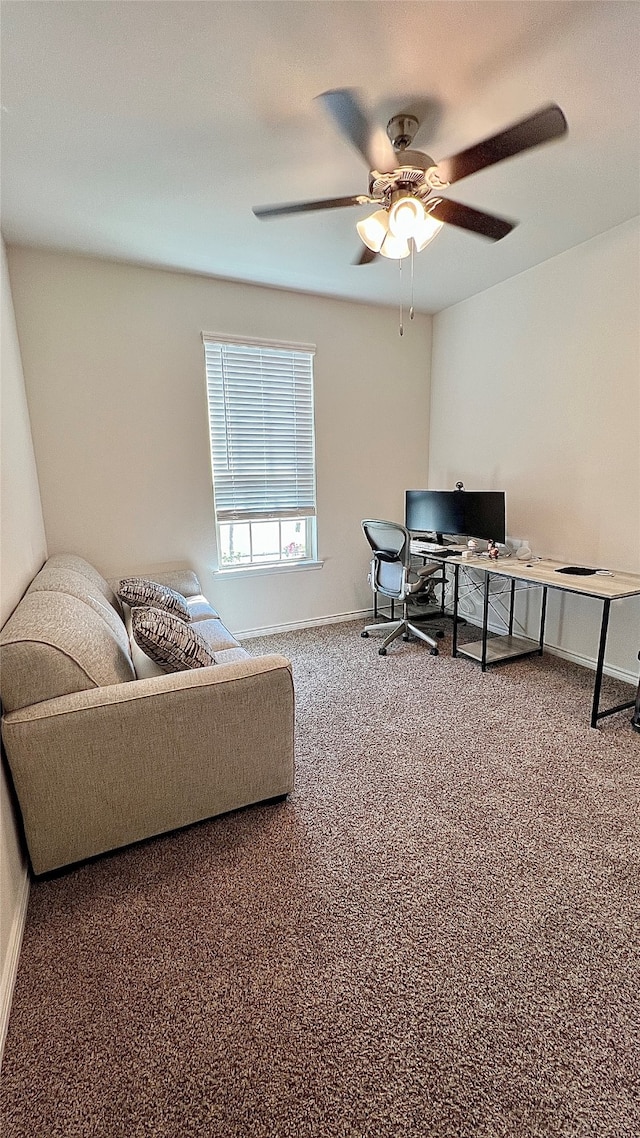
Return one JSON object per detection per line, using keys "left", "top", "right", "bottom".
{"left": 203, "top": 335, "right": 317, "bottom": 523}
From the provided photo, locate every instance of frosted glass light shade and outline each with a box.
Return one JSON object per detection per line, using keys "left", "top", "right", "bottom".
{"left": 388, "top": 196, "right": 425, "bottom": 239}
{"left": 413, "top": 212, "right": 444, "bottom": 252}
{"left": 379, "top": 231, "right": 411, "bottom": 259}
{"left": 356, "top": 209, "right": 389, "bottom": 252}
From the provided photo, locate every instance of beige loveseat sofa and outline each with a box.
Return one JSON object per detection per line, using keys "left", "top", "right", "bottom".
{"left": 0, "top": 554, "right": 294, "bottom": 874}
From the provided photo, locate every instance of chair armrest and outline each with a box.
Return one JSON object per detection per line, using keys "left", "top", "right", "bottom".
{"left": 2, "top": 655, "right": 294, "bottom": 874}
{"left": 407, "top": 561, "right": 443, "bottom": 594}
{"left": 415, "top": 562, "right": 442, "bottom": 578}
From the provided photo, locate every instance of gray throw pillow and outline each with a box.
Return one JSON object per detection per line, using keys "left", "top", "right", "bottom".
{"left": 118, "top": 577, "right": 190, "bottom": 622}
{"left": 130, "top": 607, "right": 215, "bottom": 673}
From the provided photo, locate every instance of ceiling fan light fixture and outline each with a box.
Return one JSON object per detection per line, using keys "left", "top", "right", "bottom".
{"left": 412, "top": 211, "right": 444, "bottom": 252}
{"left": 356, "top": 209, "right": 389, "bottom": 252}
{"left": 388, "top": 195, "right": 425, "bottom": 240}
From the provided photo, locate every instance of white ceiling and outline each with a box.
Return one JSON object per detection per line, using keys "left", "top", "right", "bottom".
{"left": 1, "top": 1, "right": 639, "bottom": 313}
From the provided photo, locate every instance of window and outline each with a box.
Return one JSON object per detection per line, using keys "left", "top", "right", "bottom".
{"left": 203, "top": 334, "right": 317, "bottom": 570}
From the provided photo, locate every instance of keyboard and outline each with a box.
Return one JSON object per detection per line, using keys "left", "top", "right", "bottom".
{"left": 409, "top": 543, "right": 446, "bottom": 557}
{"left": 411, "top": 540, "right": 466, "bottom": 557}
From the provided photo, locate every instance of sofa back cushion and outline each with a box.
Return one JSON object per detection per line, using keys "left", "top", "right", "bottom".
{"left": 43, "top": 553, "right": 124, "bottom": 617}
{"left": 27, "top": 564, "right": 130, "bottom": 652}
{"left": 0, "top": 591, "right": 135, "bottom": 712}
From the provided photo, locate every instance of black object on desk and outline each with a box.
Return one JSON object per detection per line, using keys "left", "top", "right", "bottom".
{"left": 556, "top": 566, "right": 597, "bottom": 576}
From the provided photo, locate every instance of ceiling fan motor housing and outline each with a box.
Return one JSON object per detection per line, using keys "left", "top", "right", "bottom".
{"left": 386, "top": 114, "right": 420, "bottom": 150}
{"left": 370, "top": 150, "right": 438, "bottom": 203}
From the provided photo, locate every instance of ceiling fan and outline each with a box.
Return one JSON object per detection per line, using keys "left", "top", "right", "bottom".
{"left": 253, "top": 89, "right": 568, "bottom": 264}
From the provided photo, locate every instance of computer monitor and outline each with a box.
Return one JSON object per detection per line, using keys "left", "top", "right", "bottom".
{"left": 405, "top": 490, "right": 465, "bottom": 540}
{"left": 405, "top": 489, "right": 506, "bottom": 544}
{"left": 462, "top": 491, "right": 506, "bottom": 544}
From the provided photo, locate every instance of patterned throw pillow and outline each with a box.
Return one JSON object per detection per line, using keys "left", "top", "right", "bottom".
{"left": 130, "top": 607, "right": 215, "bottom": 673}
{"left": 118, "top": 577, "right": 190, "bottom": 622}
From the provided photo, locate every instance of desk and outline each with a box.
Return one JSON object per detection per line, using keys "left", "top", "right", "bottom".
{"left": 445, "top": 556, "right": 640, "bottom": 729}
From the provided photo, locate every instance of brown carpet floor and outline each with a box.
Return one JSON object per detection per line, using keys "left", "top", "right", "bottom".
{"left": 1, "top": 619, "right": 639, "bottom": 1137}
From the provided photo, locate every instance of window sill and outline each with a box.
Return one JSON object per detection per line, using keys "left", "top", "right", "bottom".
{"left": 213, "top": 559, "right": 324, "bottom": 580}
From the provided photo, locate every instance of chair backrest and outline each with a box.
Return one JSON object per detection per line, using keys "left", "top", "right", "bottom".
{"left": 361, "top": 519, "right": 411, "bottom": 600}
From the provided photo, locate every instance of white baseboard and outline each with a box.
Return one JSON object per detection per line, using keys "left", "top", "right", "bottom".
{"left": 466, "top": 614, "right": 636, "bottom": 686}
{"left": 239, "top": 608, "right": 637, "bottom": 686}
{"left": 542, "top": 643, "right": 636, "bottom": 686}
{"left": 236, "top": 608, "right": 370, "bottom": 640}
{"left": 0, "top": 867, "right": 30, "bottom": 1069}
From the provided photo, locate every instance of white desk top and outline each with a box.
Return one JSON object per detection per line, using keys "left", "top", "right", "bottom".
{"left": 445, "top": 555, "right": 640, "bottom": 601}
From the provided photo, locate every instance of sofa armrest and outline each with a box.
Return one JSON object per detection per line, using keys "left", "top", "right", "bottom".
{"left": 144, "top": 569, "right": 203, "bottom": 597}
{"left": 108, "top": 568, "right": 203, "bottom": 597}
{"left": 2, "top": 655, "right": 294, "bottom": 874}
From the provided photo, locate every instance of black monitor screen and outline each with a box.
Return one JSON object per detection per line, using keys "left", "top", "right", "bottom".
{"left": 405, "top": 489, "right": 506, "bottom": 543}
{"left": 462, "top": 492, "right": 506, "bottom": 544}
{"left": 405, "top": 490, "right": 465, "bottom": 537}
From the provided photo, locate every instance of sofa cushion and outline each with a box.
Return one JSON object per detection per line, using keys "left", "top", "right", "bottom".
{"left": 44, "top": 553, "right": 123, "bottom": 617}
{"left": 211, "top": 646, "right": 252, "bottom": 665}
{"left": 0, "top": 592, "right": 136, "bottom": 712}
{"left": 131, "top": 608, "right": 216, "bottom": 673}
{"left": 118, "top": 578, "right": 190, "bottom": 622}
{"left": 187, "top": 595, "right": 221, "bottom": 621}
{"left": 28, "top": 565, "right": 131, "bottom": 654}
{"left": 187, "top": 618, "right": 242, "bottom": 653}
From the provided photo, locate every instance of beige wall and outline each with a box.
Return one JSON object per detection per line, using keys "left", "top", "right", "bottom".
{"left": 6, "top": 249, "right": 432, "bottom": 634}
{"left": 430, "top": 217, "right": 640, "bottom": 678}
{"left": 0, "top": 239, "right": 47, "bottom": 1043}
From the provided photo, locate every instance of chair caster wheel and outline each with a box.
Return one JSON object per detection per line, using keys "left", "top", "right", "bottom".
{"left": 430, "top": 648, "right": 439, "bottom": 656}
{"left": 361, "top": 630, "right": 369, "bottom": 638}
{"left": 378, "top": 648, "right": 387, "bottom": 656}
{"left": 402, "top": 634, "right": 411, "bottom": 641}
{"left": 436, "top": 630, "right": 445, "bottom": 639}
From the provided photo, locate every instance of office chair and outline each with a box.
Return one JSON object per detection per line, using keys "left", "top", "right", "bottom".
{"left": 360, "top": 519, "right": 444, "bottom": 656}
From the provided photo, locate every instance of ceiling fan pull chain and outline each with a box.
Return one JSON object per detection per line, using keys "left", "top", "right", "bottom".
{"left": 410, "top": 241, "right": 415, "bottom": 321}
{"left": 399, "top": 259, "right": 404, "bottom": 336}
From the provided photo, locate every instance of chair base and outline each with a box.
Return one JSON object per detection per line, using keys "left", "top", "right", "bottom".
{"left": 361, "top": 617, "right": 439, "bottom": 655}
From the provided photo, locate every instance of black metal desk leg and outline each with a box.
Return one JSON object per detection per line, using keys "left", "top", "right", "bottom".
{"left": 481, "top": 574, "right": 490, "bottom": 671}
{"left": 508, "top": 579, "right": 516, "bottom": 636}
{"left": 539, "top": 586, "right": 548, "bottom": 654}
{"left": 452, "top": 563, "right": 460, "bottom": 657}
{"left": 591, "top": 599, "right": 611, "bottom": 728}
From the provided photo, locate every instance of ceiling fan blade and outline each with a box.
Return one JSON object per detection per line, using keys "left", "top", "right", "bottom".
{"left": 316, "top": 88, "right": 397, "bottom": 173}
{"left": 429, "top": 199, "right": 515, "bottom": 241}
{"left": 354, "top": 245, "right": 378, "bottom": 265}
{"left": 253, "top": 195, "right": 366, "bottom": 220}
{"left": 437, "top": 103, "right": 567, "bottom": 186}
